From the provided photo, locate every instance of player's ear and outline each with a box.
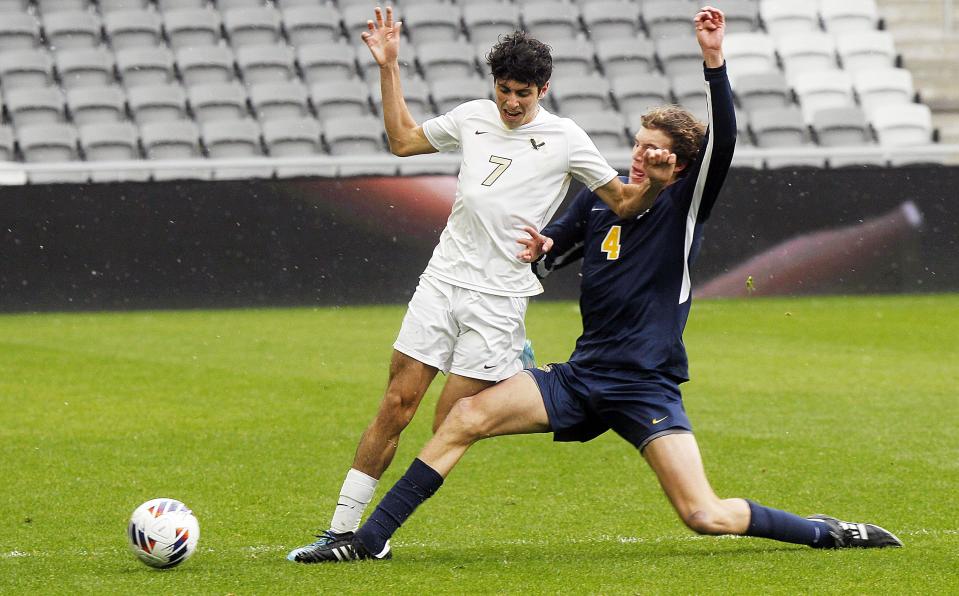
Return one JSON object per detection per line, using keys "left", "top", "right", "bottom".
{"left": 538, "top": 81, "right": 550, "bottom": 98}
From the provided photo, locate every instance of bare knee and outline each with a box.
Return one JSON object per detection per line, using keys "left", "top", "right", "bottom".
{"left": 376, "top": 386, "right": 422, "bottom": 432}
{"left": 439, "top": 396, "right": 489, "bottom": 444}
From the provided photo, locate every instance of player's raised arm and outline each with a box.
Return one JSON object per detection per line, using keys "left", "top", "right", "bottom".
{"left": 593, "top": 149, "right": 676, "bottom": 219}
{"left": 696, "top": 6, "right": 725, "bottom": 68}
{"left": 362, "top": 6, "right": 436, "bottom": 156}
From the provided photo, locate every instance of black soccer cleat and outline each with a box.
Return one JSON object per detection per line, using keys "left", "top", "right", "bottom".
{"left": 287, "top": 533, "right": 391, "bottom": 563}
{"left": 807, "top": 514, "right": 904, "bottom": 548}
{"left": 287, "top": 530, "right": 355, "bottom": 562}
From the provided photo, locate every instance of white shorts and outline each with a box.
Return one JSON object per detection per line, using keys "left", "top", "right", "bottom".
{"left": 394, "top": 275, "right": 528, "bottom": 382}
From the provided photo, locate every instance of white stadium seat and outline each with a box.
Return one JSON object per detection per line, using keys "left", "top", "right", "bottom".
{"left": 16, "top": 122, "right": 84, "bottom": 183}
{"left": 187, "top": 81, "right": 249, "bottom": 124}
{"left": 104, "top": 9, "right": 163, "bottom": 50}
{"left": 127, "top": 83, "right": 188, "bottom": 123}
{"left": 66, "top": 85, "right": 127, "bottom": 125}
{"left": 116, "top": 46, "right": 176, "bottom": 87}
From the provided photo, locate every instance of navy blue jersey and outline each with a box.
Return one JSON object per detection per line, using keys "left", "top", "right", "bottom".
{"left": 533, "top": 63, "right": 736, "bottom": 381}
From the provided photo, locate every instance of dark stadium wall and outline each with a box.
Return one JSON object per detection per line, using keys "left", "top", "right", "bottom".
{"left": 0, "top": 166, "right": 956, "bottom": 312}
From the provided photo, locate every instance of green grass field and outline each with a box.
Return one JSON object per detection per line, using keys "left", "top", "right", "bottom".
{"left": 2, "top": 295, "right": 958, "bottom": 594}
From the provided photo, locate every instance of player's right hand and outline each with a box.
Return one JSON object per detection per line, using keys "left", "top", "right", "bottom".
{"left": 361, "top": 6, "right": 402, "bottom": 66}
{"left": 516, "top": 225, "right": 554, "bottom": 263}
{"left": 643, "top": 148, "right": 677, "bottom": 186}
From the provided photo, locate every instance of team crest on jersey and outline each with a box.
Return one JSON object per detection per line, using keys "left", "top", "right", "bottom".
{"left": 538, "top": 364, "right": 553, "bottom": 373}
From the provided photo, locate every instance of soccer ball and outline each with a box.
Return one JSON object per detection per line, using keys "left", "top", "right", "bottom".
{"left": 128, "top": 498, "right": 200, "bottom": 569}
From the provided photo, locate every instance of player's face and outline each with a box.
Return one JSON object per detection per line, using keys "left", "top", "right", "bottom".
{"left": 494, "top": 79, "right": 548, "bottom": 129}
{"left": 630, "top": 126, "right": 680, "bottom": 184}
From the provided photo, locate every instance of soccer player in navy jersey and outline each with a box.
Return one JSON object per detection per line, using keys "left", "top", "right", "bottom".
{"left": 296, "top": 7, "right": 903, "bottom": 562}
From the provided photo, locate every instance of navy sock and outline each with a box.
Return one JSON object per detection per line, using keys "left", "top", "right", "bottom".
{"left": 745, "top": 500, "right": 835, "bottom": 548}
{"left": 355, "top": 458, "right": 444, "bottom": 554}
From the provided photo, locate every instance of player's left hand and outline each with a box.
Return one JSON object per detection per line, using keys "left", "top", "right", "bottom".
{"left": 643, "top": 148, "right": 677, "bottom": 186}
{"left": 516, "top": 225, "right": 554, "bottom": 263}
{"left": 695, "top": 6, "right": 725, "bottom": 53}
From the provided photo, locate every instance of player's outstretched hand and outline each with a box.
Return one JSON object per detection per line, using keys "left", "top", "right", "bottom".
{"left": 361, "top": 6, "right": 402, "bottom": 66}
{"left": 516, "top": 225, "right": 554, "bottom": 263}
{"left": 695, "top": 6, "right": 725, "bottom": 53}
{"left": 643, "top": 148, "right": 677, "bottom": 186}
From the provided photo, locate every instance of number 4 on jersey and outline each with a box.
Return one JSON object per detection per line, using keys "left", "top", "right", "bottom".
{"left": 601, "top": 225, "right": 622, "bottom": 260}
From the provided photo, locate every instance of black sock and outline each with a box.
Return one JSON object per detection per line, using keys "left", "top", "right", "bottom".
{"left": 745, "top": 500, "right": 835, "bottom": 548}
{"left": 355, "top": 458, "right": 444, "bottom": 555}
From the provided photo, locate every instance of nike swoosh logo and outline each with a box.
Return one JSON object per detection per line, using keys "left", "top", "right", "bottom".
{"left": 591, "top": 207, "right": 606, "bottom": 211}
{"left": 483, "top": 364, "right": 496, "bottom": 369}
{"left": 475, "top": 131, "right": 488, "bottom": 135}
{"left": 336, "top": 502, "right": 355, "bottom": 509}
{"left": 651, "top": 416, "right": 669, "bottom": 425}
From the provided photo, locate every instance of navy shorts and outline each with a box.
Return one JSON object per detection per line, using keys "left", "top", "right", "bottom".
{"left": 526, "top": 361, "right": 692, "bottom": 451}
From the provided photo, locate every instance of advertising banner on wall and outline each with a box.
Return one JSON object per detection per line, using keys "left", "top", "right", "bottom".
{"left": 1, "top": 166, "right": 956, "bottom": 312}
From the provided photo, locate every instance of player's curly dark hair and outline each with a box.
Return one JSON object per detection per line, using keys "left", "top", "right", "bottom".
{"left": 485, "top": 31, "right": 552, "bottom": 89}
{"left": 640, "top": 106, "right": 707, "bottom": 177}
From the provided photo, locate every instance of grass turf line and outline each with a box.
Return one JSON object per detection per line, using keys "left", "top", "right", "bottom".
{"left": 1, "top": 295, "right": 957, "bottom": 594}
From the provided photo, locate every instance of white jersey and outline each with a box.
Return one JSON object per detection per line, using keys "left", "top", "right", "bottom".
{"left": 421, "top": 99, "right": 618, "bottom": 297}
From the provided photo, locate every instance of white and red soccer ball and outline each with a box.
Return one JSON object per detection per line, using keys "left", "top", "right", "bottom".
{"left": 128, "top": 498, "right": 199, "bottom": 569}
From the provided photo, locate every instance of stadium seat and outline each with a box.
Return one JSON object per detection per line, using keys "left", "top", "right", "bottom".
{"left": 139, "top": 119, "right": 209, "bottom": 180}
{"left": 567, "top": 109, "right": 627, "bottom": 151}
{"left": 262, "top": 116, "right": 328, "bottom": 177}
{"left": 223, "top": 6, "right": 282, "bottom": 48}
{"left": 430, "top": 77, "right": 490, "bottom": 113}
{"left": 733, "top": 71, "right": 792, "bottom": 113}
{"left": 98, "top": 0, "right": 150, "bottom": 13}
{"left": 5, "top": 85, "right": 65, "bottom": 126}
{"left": 127, "top": 82, "right": 188, "bottom": 123}
{"left": 835, "top": 31, "right": 896, "bottom": 72}
{"left": 281, "top": 4, "right": 342, "bottom": 46}
{"left": 793, "top": 69, "right": 855, "bottom": 122}
{"left": 54, "top": 47, "right": 115, "bottom": 89}
{"left": 342, "top": 5, "right": 382, "bottom": 41}
{"left": 611, "top": 72, "right": 670, "bottom": 118}
{"left": 310, "top": 79, "right": 371, "bottom": 121}
{"left": 521, "top": 1, "right": 580, "bottom": 45}
{"left": 65, "top": 85, "right": 126, "bottom": 125}
{"left": 548, "top": 38, "right": 596, "bottom": 78}
{"left": 162, "top": 8, "right": 222, "bottom": 50}
{"left": 330, "top": 0, "right": 371, "bottom": 8}
{"left": 369, "top": 76, "right": 433, "bottom": 121}
{"left": 595, "top": 38, "right": 656, "bottom": 79}
{"left": 776, "top": 32, "right": 838, "bottom": 80}
{"left": 462, "top": 2, "right": 519, "bottom": 48}
{"left": 656, "top": 36, "right": 703, "bottom": 78}
{"left": 115, "top": 46, "right": 176, "bottom": 87}
{"left": 722, "top": 32, "right": 777, "bottom": 80}
{"left": 248, "top": 80, "right": 310, "bottom": 121}
{"left": 417, "top": 40, "right": 478, "bottom": 82}
{"left": 0, "top": 0, "right": 29, "bottom": 13}
{"left": 103, "top": 9, "right": 163, "bottom": 50}
{"left": 811, "top": 105, "right": 871, "bottom": 146}
{"left": 0, "top": 48, "right": 54, "bottom": 89}
{"left": 0, "top": 124, "right": 14, "bottom": 161}
{"left": 819, "top": 0, "right": 879, "bottom": 34}
{"left": 550, "top": 74, "right": 611, "bottom": 114}
{"left": 35, "top": 0, "right": 90, "bottom": 15}
{"left": 402, "top": 3, "right": 462, "bottom": 43}
{"left": 735, "top": 107, "right": 754, "bottom": 146}
{"left": 236, "top": 43, "right": 296, "bottom": 84}
{"left": 176, "top": 46, "right": 237, "bottom": 86}
{"left": 187, "top": 81, "right": 249, "bottom": 123}
{"left": 759, "top": 0, "right": 821, "bottom": 36}
{"left": 324, "top": 114, "right": 393, "bottom": 175}
{"left": 296, "top": 42, "right": 359, "bottom": 84}
{"left": 643, "top": 0, "right": 698, "bottom": 38}
{"left": 871, "top": 103, "right": 933, "bottom": 147}
{"left": 155, "top": 0, "right": 205, "bottom": 11}
{"left": 750, "top": 104, "right": 807, "bottom": 147}
{"left": 580, "top": 1, "right": 640, "bottom": 40}
{"left": 0, "top": 12, "right": 41, "bottom": 51}
{"left": 16, "top": 122, "right": 84, "bottom": 184}
{"left": 852, "top": 68, "right": 915, "bottom": 118}
{"left": 671, "top": 73, "right": 708, "bottom": 122}
{"left": 42, "top": 10, "right": 102, "bottom": 50}
{"left": 79, "top": 120, "right": 149, "bottom": 182}
{"left": 201, "top": 118, "right": 271, "bottom": 179}
{"left": 720, "top": 0, "right": 760, "bottom": 33}
{"left": 217, "top": 0, "right": 266, "bottom": 10}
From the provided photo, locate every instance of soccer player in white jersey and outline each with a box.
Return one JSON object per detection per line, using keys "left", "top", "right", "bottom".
{"left": 288, "top": 6, "right": 676, "bottom": 561}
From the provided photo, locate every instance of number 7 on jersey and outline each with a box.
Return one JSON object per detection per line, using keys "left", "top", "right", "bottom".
{"left": 482, "top": 155, "right": 512, "bottom": 186}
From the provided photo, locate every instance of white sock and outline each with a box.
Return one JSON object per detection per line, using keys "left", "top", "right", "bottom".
{"left": 329, "top": 468, "right": 378, "bottom": 534}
